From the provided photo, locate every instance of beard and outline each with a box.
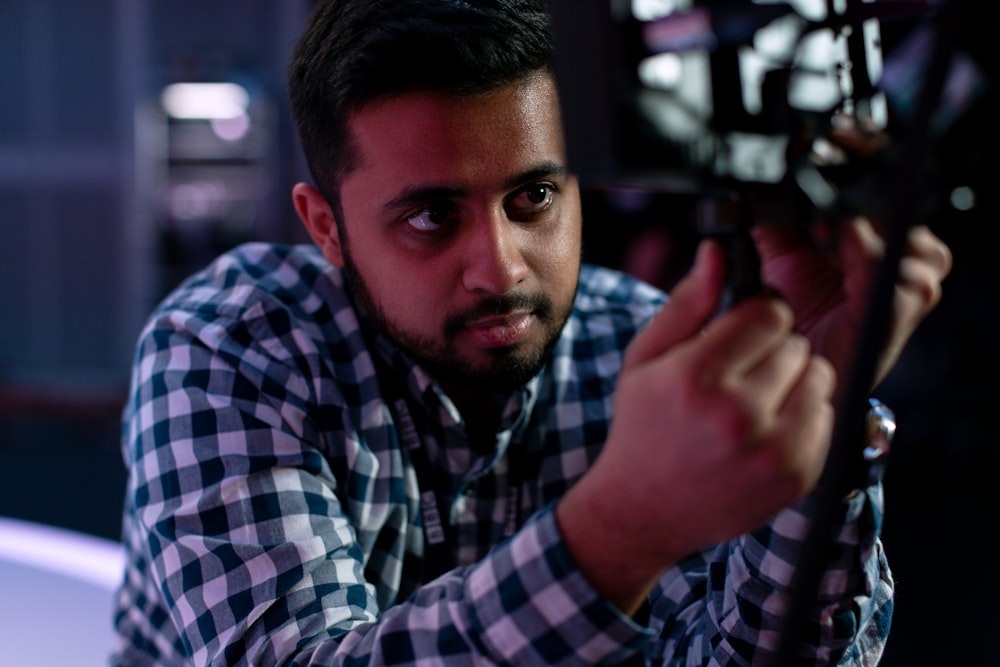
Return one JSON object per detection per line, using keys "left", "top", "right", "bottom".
{"left": 340, "top": 249, "right": 574, "bottom": 394}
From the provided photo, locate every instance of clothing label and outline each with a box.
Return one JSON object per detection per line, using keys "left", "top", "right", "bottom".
{"left": 503, "top": 484, "right": 518, "bottom": 538}
{"left": 420, "top": 490, "right": 446, "bottom": 545}
{"left": 395, "top": 399, "right": 421, "bottom": 451}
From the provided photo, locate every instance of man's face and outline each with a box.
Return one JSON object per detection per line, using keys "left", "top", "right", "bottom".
{"left": 328, "top": 72, "right": 581, "bottom": 394}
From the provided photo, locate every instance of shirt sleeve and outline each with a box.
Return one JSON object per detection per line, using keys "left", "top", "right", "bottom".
{"left": 122, "top": 304, "right": 653, "bottom": 667}
{"left": 296, "top": 509, "right": 654, "bottom": 665}
{"left": 643, "top": 489, "right": 893, "bottom": 666}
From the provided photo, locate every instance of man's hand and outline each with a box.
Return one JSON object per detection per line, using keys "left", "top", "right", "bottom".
{"left": 557, "top": 241, "right": 837, "bottom": 615}
{"left": 558, "top": 219, "right": 949, "bottom": 616}
{"left": 752, "top": 218, "right": 952, "bottom": 392}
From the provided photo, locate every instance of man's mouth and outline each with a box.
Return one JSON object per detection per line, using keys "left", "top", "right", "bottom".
{"left": 464, "top": 312, "right": 535, "bottom": 348}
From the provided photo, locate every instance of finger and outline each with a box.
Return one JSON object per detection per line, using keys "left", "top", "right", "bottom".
{"left": 739, "top": 333, "right": 812, "bottom": 418}
{"left": 841, "top": 220, "right": 952, "bottom": 298}
{"left": 897, "top": 250, "right": 948, "bottom": 316}
{"left": 768, "top": 355, "right": 836, "bottom": 492}
{"left": 624, "top": 240, "right": 727, "bottom": 370}
{"left": 695, "top": 296, "right": 796, "bottom": 382}
{"left": 839, "top": 217, "right": 883, "bottom": 282}
{"left": 844, "top": 216, "right": 884, "bottom": 251}
{"left": 870, "top": 249, "right": 950, "bottom": 383}
{"left": 906, "top": 226, "right": 953, "bottom": 278}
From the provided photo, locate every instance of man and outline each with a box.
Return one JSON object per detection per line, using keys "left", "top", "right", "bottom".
{"left": 112, "top": 1, "right": 951, "bottom": 665}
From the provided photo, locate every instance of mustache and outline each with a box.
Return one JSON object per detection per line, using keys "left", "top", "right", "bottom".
{"left": 444, "top": 292, "right": 553, "bottom": 333}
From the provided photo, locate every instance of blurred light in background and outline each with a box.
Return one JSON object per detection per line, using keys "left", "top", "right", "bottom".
{"left": 161, "top": 82, "right": 249, "bottom": 120}
{"left": 950, "top": 185, "right": 975, "bottom": 211}
{"left": 147, "top": 78, "right": 279, "bottom": 291}
{"left": 161, "top": 82, "right": 253, "bottom": 143}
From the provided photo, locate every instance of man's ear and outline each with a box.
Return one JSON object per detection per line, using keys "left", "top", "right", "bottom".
{"left": 292, "top": 182, "right": 344, "bottom": 267}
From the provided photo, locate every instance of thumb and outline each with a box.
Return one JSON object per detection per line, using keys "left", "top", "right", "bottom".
{"left": 624, "top": 240, "right": 727, "bottom": 370}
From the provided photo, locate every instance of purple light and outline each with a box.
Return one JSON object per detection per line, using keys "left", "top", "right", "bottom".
{"left": 0, "top": 517, "right": 123, "bottom": 590}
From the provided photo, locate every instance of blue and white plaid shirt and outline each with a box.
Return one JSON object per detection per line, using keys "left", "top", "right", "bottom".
{"left": 113, "top": 243, "right": 893, "bottom": 666}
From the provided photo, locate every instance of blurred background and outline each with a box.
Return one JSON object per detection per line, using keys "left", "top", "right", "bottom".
{"left": 0, "top": 0, "right": 996, "bottom": 664}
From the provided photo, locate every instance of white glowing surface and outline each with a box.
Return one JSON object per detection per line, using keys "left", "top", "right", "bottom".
{"left": 0, "top": 516, "right": 123, "bottom": 590}
{"left": 0, "top": 517, "right": 124, "bottom": 663}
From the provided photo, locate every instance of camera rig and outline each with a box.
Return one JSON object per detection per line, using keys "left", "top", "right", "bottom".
{"left": 548, "top": 1, "right": 962, "bottom": 664}
{"left": 551, "top": 0, "right": 940, "bottom": 202}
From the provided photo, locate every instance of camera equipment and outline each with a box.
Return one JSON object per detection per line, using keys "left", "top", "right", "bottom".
{"left": 551, "top": 0, "right": 943, "bottom": 307}
{"left": 548, "top": 2, "right": 963, "bottom": 664}
{"left": 550, "top": 0, "right": 939, "bottom": 203}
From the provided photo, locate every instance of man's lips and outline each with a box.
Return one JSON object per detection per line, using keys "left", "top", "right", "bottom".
{"left": 464, "top": 312, "right": 534, "bottom": 348}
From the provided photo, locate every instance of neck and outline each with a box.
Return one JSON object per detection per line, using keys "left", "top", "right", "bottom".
{"left": 441, "top": 382, "right": 506, "bottom": 450}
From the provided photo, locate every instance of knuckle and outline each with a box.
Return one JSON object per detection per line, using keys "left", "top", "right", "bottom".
{"left": 807, "top": 355, "right": 837, "bottom": 394}
{"left": 711, "top": 392, "right": 762, "bottom": 446}
{"left": 745, "top": 297, "right": 794, "bottom": 332}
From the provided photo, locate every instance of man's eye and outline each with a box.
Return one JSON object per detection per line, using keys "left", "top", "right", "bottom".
{"left": 405, "top": 206, "right": 451, "bottom": 232}
{"left": 506, "top": 184, "right": 555, "bottom": 220}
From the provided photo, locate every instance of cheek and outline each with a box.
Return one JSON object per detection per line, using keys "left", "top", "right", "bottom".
{"left": 362, "top": 254, "right": 451, "bottom": 325}
{"left": 368, "top": 265, "right": 421, "bottom": 310}
{"left": 535, "top": 214, "right": 582, "bottom": 282}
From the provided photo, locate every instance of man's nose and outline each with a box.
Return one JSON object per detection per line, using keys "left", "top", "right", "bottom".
{"left": 461, "top": 209, "right": 529, "bottom": 294}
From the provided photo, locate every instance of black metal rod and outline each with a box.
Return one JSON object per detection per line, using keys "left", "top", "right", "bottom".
{"left": 770, "top": 1, "right": 963, "bottom": 664}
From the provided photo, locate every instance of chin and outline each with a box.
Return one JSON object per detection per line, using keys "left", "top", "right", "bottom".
{"left": 429, "top": 346, "right": 551, "bottom": 394}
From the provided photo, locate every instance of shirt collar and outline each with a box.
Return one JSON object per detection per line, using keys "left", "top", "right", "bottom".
{"left": 366, "top": 321, "right": 540, "bottom": 437}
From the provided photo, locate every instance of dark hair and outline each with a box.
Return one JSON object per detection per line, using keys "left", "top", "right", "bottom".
{"left": 287, "top": 0, "right": 555, "bottom": 206}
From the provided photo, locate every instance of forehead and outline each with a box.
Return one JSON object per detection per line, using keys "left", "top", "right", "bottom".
{"left": 342, "top": 73, "right": 566, "bottom": 192}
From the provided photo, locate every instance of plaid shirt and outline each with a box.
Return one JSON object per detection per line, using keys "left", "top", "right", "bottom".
{"left": 112, "top": 243, "right": 893, "bottom": 666}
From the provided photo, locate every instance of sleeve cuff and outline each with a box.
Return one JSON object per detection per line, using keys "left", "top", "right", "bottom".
{"left": 465, "top": 505, "right": 653, "bottom": 666}
{"left": 740, "top": 485, "right": 884, "bottom": 599}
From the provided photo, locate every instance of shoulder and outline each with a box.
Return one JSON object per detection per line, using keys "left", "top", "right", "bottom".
{"left": 137, "top": 243, "right": 364, "bottom": 373}
{"left": 572, "top": 264, "right": 667, "bottom": 335}
{"left": 129, "top": 243, "right": 378, "bottom": 434}
{"left": 157, "top": 243, "right": 344, "bottom": 317}
{"left": 545, "top": 265, "right": 665, "bottom": 380}
{"left": 533, "top": 266, "right": 666, "bottom": 435}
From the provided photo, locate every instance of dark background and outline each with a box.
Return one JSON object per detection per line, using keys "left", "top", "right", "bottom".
{"left": 1, "top": 2, "right": 996, "bottom": 664}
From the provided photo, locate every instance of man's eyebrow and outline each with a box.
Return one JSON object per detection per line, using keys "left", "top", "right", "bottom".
{"left": 382, "top": 185, "right": 466, "bottom": 215}
{"left": 381, "top": 162, "right": 568, "bottom": 215}
{"left": 503, "top": 161, "right": 568, "bottom": 191}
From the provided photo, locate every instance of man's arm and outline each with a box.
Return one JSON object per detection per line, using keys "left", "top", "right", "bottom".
{"left": 118, "top": 305, "right": 653, "bottom": 667}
